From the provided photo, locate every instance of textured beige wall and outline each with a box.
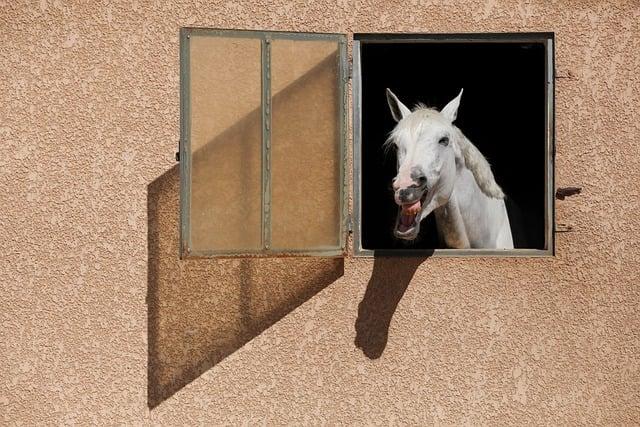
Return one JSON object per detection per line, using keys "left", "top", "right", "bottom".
{"left": 1, "top": 0, "right": 639, "bottom": 425}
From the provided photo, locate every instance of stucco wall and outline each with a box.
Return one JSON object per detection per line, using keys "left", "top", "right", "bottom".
{"left": 2, "top": 1, "right": 639, "bottom": 424}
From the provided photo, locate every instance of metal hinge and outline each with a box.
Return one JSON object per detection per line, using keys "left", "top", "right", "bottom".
{"left": 555, "top": 187, "right": 582, "bottom": 200}
{"left": 556, "top": 223, "right": 574, "bottom": 233}
{"left": 347, "top": 214, "right": 353, "bottom": 233}
{"left": 175, "top": 140, "right": 180, "bottom": 162}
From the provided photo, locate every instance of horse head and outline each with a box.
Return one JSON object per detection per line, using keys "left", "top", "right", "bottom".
{"left": 385, "top": 89, "right": 504, "bottom": 240}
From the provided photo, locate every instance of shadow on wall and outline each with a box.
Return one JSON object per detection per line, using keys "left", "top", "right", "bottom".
{"left": 147, "top": 166, "right": 343, "bottom": 408}
{"left": 147, "top": 52, "right": 345, "bottom": 408}
{"left": 355, "top": 255, "right": 431, "bottom": 359}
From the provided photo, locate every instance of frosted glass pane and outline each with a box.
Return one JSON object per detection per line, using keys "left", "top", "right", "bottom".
{"left": 270, "top": 39, "right": 341, "bottom": 250}
{"left": 189, "top": 35, "right": 263, "bottom": 252}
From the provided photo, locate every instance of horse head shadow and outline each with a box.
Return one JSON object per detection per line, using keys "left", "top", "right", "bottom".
{"left": 355, "top": 254, "right": 431, "bottom": 359}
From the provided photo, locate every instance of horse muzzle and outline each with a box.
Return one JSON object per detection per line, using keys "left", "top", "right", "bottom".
{"left": 394, "top": 186, "right": 426, "bottom": 205}
{"left": 393, "top": 190, "right": 428, "bottom": 240}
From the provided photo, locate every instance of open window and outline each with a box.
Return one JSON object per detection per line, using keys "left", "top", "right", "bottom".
{"left": 180, "top": 29, "right": 554, "bottom": 258}
{"left": 180, "top": 28, "right": 348, "bottom": 257}
{"left": 352, "top": 33, "right": 554, "bottom": 256}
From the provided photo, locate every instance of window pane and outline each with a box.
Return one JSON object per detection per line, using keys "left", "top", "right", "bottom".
{"left": 189, "top": 35, "right": 263, "bottom": 252}
{"left": 270, "top": 39, "right": 342, "bottom": 250}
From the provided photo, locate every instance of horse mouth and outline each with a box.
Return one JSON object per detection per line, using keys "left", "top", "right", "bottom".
{"left": 394, "top": 192, "right": 428, "bottom": 240}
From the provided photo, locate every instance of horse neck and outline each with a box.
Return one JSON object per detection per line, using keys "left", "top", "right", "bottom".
{"left": 433, "top": 154, "right": 479, "bottom": 249}
{"left": 434, "top": 188, "right": 471, "bottom": 249}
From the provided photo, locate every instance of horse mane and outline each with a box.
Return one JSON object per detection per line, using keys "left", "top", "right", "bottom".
{"left": 413, "top": 102, "right": 433, "bottom": 111}
{"left": 453, "top": 128, "right": 505, "bottom": 199}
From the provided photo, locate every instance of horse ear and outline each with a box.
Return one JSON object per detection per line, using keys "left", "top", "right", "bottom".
{"left": 441, "top": 89, "right": 464, "bottom": 123}
{"left": 386, "top": 88, "right": 410, "bottom": 122}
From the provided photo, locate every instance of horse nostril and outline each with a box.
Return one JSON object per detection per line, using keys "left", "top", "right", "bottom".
{"left": 410, "top": 168, "right": 427, "bottom": 188}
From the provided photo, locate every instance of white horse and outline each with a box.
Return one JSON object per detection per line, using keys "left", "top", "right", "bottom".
{"left": 385, "top": 89, "right": 513, "bottom": 249}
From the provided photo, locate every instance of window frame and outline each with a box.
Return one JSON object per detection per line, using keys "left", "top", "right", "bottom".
{"left": 351, "top": 32, "right": 555, "bottom": 257}
{"left": 179, "top": 28, "right": 349, "bottom": 258}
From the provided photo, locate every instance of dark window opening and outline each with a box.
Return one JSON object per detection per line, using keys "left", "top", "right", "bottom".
{"left": 357, "top": 37, "right": 550, "bottom": 252}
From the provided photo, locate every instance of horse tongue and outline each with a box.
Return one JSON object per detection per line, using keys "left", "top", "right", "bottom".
{"left": 400, "top": 200, "right": 421, "bottom": 227}
{"left": 402, "top": 200, "right": 422, "bottom": 215}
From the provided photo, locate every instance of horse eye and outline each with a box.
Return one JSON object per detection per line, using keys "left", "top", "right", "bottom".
{"left": 438, "top": 136, "right": 449, "bottom": 146}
